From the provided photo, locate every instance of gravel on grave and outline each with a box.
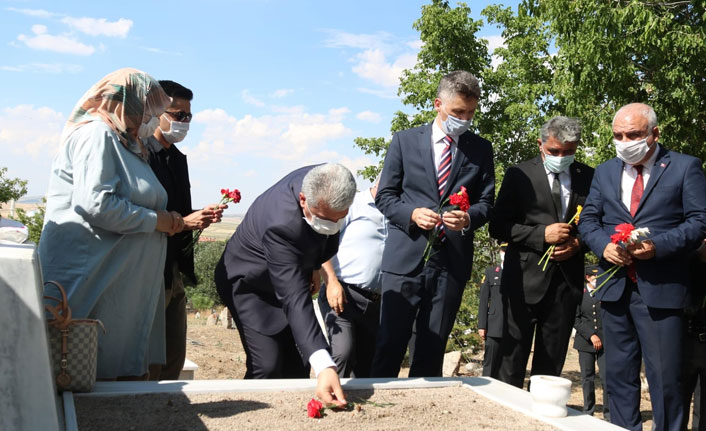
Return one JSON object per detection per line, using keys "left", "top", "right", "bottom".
{"left": 74, "top": 386, "right": 556, "bottom": 431}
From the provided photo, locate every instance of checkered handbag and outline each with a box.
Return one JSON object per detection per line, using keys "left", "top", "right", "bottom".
{"left": 44, "top": 281, "right": 105, "bottom": 392}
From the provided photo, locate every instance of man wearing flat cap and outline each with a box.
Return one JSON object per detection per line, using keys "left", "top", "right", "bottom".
{"left": 573, "top": 264, "right": 609, "bottom": 420}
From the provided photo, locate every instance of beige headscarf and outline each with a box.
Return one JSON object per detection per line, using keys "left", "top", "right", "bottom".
{"left": 60, "top": 67, "right": 171, "bottom": 158}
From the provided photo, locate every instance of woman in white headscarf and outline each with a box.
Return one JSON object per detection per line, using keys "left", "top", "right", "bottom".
{"left": 39, "top": 68, "right": 183, "bottom": 379}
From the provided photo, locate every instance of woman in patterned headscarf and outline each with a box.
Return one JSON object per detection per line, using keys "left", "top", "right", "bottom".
{"left": 39, "top": 68, "right": 184, "bottom": 379}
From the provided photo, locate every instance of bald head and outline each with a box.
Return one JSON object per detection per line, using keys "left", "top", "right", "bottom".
{"left": 612, "top": 103, "right": 658, "bottom": 132}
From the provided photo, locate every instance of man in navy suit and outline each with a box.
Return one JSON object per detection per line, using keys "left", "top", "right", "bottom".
{"left": 371, "top": 71, "right": 495, "bottom": 377}
{"left": 579, "top": 103, "right": 706, "bottom": 431}
{"left": 215, "top": 163, "right": 356, "bottom": 406}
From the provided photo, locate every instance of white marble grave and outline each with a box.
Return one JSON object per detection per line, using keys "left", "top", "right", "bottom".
{"left": 0, "top": 243, "right": 60, "bottom": 431}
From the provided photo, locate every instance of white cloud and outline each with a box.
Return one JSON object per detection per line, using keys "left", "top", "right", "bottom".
{"left": 184, "top": 106, "right": 352, "bottom": 163}
{"left": 322, "top": 29, "right": 393, "bottom": 50}
{"left": 356, "top": 111, "right": 382, "bottom": 123}
{"left": 0, "top": 105, "right": 64, "bottom": 157}
{"left": 407, "top": 40, "right": 424, "bottom": 50}
{"left": 352, "top": 49, "right": 416, "bottom": 88}
{"left": 17, "top": 25, "right": 95, "bottom": 55}
{"left": 140, "top": 46, "right": 182, "bottom": 56}
{"left": 357, "top": 87, "right": 397, "bottom": 99}
{"left": 61, "top": 17, "right": 133, "bottom": 38}
{"left": 5, "top": 7, "right": 58, "bottom": 18}
{"left": 269, "top": 89, "right": 294, "bottom": 98}
{"left": 0, "top": 63, "right": 82, "bottom": 74}
{"left": 241, "top": 90, "right": 265, "bottom": 107}
{"left": 482, "top": 35, "right": 506, "bottom": 69}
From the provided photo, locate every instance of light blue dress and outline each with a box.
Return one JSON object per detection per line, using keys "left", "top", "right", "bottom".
{"left": 39, "top": 120, "right": 168, "bottom": 379}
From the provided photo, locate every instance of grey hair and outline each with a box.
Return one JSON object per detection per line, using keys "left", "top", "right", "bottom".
{"left": 613, "top": 103, "right": 658, "bottom": 133}
{"left": 437, "top": 71, "right": 481, "bottom": 101}
{"left": 301, "top": 163, "right": 357, "bottom": 211}
{"left": 540, "top": 116, "right": 582, "bottom": 144}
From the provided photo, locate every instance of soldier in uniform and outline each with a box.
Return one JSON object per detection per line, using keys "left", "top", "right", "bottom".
{"left": 573, "top": 264, "right": 609, "bottom": 420}
{"left": 478, "top": 243, "right": 507, "bottom": 378}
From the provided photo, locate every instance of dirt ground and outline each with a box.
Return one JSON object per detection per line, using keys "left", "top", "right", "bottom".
{"left": 75, "top": 386, "right": 557, "bottom": 431}
{"left": 184, "top": 312, "right": 664, "bottom": 429}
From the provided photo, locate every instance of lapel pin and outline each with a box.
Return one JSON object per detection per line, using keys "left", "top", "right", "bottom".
{"left": 660, "top": 163, "right": 666, "bottom": 167}
{"left": 577, "top": 168, "right": 581, "bottom": 173}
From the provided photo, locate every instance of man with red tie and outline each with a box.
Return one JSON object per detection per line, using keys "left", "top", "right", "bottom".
{"left": 579, "top": 103, "right": 706, "bottom": 431}
{"left": 371, "top": 71, "right": 495, "bottom": 377}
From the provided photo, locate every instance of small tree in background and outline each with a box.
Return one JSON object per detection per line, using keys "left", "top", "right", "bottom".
{"left": 0, "top": 167, "right": 27, "bottom": 207}
{"left": 186, "top": 240, "right": 227, "bottom": 310}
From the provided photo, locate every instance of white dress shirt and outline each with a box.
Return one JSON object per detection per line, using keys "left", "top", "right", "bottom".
{"left": 620, "top": 144, "right": 660, "bottom": 210}
{"left": 331, "top": 189, "right": 387, "bottom": 293}
{"left": 543, "top": 163, "right": 572, "bottom": 220}
{"left": 432, "top": 120, "right": 458, "bottom": 174}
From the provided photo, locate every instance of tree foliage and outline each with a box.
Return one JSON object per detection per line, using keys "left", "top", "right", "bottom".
{"left": 0, "top": 167, "right": 27, "bottom": 205}
{"left": 12, "top": 201, "right": 46, "bottom": 244}
{"left": 185, "top": 240, "right": 227, "bottom": 309}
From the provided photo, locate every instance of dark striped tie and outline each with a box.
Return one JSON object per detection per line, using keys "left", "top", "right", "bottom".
{"left": 436, "top": 135, "right": 453, "bottom": 241}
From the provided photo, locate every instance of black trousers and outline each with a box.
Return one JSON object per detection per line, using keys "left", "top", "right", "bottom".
{"left": 682, "top": 333, "right": 706, "bottom": 431}
{"left": 498, "top": 272, "right": 578, "bottom": 388}
{"left": 482, "top": 336, "right": 502, "bottom": 378}
{"left": 578, "top": 349, "right": 610, "bottom": 418}
{"left": 371, "top": 258, "right": 465, "bottom": 378}
{"left": 318, "top": 282, "right": 380, "bottom": 378}
{"left": 231, "top": 313, "right": 309, "bottom": 379}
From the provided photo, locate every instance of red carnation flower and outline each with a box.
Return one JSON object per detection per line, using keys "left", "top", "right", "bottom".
{"left": 449, "top": 186, "right": 470, "bottom": 212}
{"left": 307, "top": 398, "right": 323, "bottom": 418}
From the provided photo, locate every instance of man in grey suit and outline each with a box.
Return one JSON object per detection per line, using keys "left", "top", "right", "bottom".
{"left": 215, "top": 163, "right": 356, "bottom": 406}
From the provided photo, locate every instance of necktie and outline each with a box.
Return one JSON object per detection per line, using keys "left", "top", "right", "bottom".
{"left": 630, "top": 165, "right": 644, "bottom": 217}
{"left": 551, "top": 173, "right": 563, "bottom": 220}
{"left": 436, "top": 136, "right": 453, "bottom": 241}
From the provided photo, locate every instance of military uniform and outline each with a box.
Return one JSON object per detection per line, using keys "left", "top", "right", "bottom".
{"left": 478, "top": 264, "right": 504, "bottom": 378}
{"left": 573, "top": 267, "right": 609, "bottom": 419}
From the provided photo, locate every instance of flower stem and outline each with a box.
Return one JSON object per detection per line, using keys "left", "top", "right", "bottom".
{"left": 591, "top": 265, "right": 621, "bottom": 296}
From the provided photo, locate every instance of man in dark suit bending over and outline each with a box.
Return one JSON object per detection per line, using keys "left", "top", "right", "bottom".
{"left": 215, "top": 163, "right": 356, "bottom": 406}
{"left": 371, "top": 70, "right": 495, "bottom": 377}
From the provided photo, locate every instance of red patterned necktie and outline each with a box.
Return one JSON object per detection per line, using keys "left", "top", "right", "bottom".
{"left": 628, "top": 165, "right": 643, "bottom": 283}
{"left": 436, "top": 136, "right": 453, "bottom": 241}
{"left": 630, "top": 165, "right": 644, "bottom": 217}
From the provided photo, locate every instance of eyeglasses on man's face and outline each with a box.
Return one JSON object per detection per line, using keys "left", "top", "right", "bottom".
{"left": 165, "top": 110, "right": 193, "bottom": 122}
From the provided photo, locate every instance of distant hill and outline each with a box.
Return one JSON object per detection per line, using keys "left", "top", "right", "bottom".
{"left": 17, "top": 196, "right": 45, "bottom": 204}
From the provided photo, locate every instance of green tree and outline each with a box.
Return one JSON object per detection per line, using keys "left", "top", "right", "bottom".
{"left": 12, "top": 201, "right": 46, "bottom": 244}
{"left": 0, "top": 167, "right": 27, "bottom": 205}
{"left": 354, "top": 0, "right": 490, "bottom": 180}
{"left": 185, "top": 240, "right": 226, "bottom": 308}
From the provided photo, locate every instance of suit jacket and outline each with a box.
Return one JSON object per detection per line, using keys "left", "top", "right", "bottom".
{"left": 573, "top": 286, "right": 604, "bottom": 352}
{"left": 578, "top": 147, "right": 706, "bottom": 309}
{"left": 375, "top": 123, "right": 495, "bottom": 280}
{"left": 478, "top": 264, "right": 504, "bottom": 338}
{"left": 147, "top": 141, "right": 196, "bottom": 286}
{"left": 489, "top": 156, "right": 594, "bottom": 304}
{"left": 215, "top": 165, "right": 339, "bottom": 361}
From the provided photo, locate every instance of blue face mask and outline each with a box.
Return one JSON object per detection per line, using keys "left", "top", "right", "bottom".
{"left": 441, "top": 106, "right": 472, "bottom": 136}
{"left": 543, "top": 153, "right": 574, "bottom": 173}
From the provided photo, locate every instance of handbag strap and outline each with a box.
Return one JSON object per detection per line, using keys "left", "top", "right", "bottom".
{"left": 44, "top": 280, "right": 72, "bottom": 330}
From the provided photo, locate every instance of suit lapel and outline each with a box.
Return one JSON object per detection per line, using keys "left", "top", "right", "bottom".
{"left": 635, "top": 147, "right": 670, "bottom": 216}
{"left": 611, "top": 158, "right": 631, "bottom": 215}
{"left": 566, "top": 163, "right": 580, "bottom": 222}
{"left": 530, "top": 156, "right": 559, "bottom": 221}
{"left": 419, "top": 124, "right": 438, "bottom": 196}
{"left": 441, "top": 133, "right": 468, "bottom": 201}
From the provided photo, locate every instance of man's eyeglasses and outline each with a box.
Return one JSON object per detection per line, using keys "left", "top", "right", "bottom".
{"left": 165, "top": 111, "right": 193, "bottom": 122}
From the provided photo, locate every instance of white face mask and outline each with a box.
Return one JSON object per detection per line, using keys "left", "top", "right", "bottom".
{"left": 441, "top": 105, "right": 472, "bottom": 136}
{"left": 614, "top": 137, "right": 650, "bottom": 165}
{"left": 138, "top": 116, "right": 160, "bottom": 139}
{"left": 160, "top": 116, "right": 190, "bottom": 144}
{"left": 303, "top": 203, "right": 344, "bottom": 235}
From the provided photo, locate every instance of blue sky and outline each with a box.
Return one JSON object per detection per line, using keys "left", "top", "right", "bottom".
{"left": 0, "top": 0, "right": 514, "bottom": 214}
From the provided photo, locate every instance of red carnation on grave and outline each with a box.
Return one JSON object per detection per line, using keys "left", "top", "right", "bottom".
{"left": 307, "top": 398, "right": 323, "bottom": 418}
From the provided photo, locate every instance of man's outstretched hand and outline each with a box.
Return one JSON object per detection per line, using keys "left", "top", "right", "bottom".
{"left": 315, "top": 367, "right": 347, "bottom": 407}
